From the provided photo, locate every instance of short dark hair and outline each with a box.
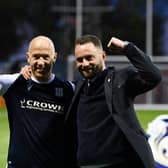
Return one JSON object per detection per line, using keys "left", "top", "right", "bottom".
{"left": 75, "top": 35, "right": 103, "bottom": 49}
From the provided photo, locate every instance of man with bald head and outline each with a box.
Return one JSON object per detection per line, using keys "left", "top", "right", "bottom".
{"left": 0, "top": 35, "right": 77, "bottom": 168}
{"left": 26, "top": 35, "right": 57, "bottom": 81}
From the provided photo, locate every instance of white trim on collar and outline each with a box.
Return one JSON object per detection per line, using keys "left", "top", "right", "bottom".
{"left": 31, "top": 74, "right": 55, "bottom": 84}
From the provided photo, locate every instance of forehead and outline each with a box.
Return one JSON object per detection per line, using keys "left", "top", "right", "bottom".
{"left": 29, "top": 38, "right": 55, "bottom": 54}
{"left": 75, "top": 42, "right": 97, "bottom": 51}
{"left": 75, "top": 42, "right": 101, "bottom": 56}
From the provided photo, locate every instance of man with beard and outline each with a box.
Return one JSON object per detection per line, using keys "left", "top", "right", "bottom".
{"left": 0, "top": 35, "right": 77, "bottom": 168}
{"left": 65, "top": 35, "right": 162, "bottom": 168}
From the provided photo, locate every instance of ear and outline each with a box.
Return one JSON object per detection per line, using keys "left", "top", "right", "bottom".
{"left": 102, "top": 51, "right": 106, "bottom": 60}
{"left": 53, "top": 52, "right": 57, "bottom": 63}
{"left": 26, "top": 52, "right": 30, "bottom": 64}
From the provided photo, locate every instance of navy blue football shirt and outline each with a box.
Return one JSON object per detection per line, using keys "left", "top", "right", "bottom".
{"left": 2, "top": 75, "right": 74, "bottom": 168}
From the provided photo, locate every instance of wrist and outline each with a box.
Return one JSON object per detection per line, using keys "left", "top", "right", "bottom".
{"left": 124, "top": 41, "right": 130, "bottom": 48}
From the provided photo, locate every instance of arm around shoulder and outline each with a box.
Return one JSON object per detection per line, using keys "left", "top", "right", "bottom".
{"left": 0, "top": 73, "right": 20, "bottom": 96}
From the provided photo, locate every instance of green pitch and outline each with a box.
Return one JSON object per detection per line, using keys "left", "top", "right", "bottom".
{"left": 0, "top": 108, "right": 168, "bottom": 168}
{"left": 0, "top": 108, "right": 9, "bottom": 168}
{"left": 136, "top": 110, "right": 168, "bottom": 130}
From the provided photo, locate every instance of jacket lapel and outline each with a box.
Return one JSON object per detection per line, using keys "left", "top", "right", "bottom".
{"left": 64, "top": 79, "right": 85, "bottom": 122}
{"left": 104, "top": 68, "right": 114, "bottom": 115}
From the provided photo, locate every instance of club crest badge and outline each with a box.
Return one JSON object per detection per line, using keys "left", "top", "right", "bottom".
{"left": 55, "top": 87, "right": 64, "bottom": 97}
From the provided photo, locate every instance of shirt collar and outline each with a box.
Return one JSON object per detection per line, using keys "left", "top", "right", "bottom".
{"left": 31, "top": 74, "right": 55, "bottom": 84}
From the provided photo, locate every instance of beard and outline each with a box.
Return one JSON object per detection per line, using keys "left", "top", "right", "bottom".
{"left": 78, "top": 64, "right": 103, "bottom": 79}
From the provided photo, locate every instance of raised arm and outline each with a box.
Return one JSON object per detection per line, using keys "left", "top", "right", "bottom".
{"left": 107, "top": 36, "right": 162, "bottom": 95}
{"left": 107, "top": 37, "right": 127, "bottom": 49}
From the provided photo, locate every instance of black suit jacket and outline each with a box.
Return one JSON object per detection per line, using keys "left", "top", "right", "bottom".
{"left": 65, "top": 43, "right": 162, "bottom": 168}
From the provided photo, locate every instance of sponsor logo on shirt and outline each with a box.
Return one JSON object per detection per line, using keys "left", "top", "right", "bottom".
{"left": 20, "top": 99, "right": 64, "bottom": 114}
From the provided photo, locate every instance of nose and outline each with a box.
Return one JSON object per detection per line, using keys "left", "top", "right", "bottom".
{"left": 37, "top": 57, "right": 45, "bottom": 65}
{"left": 82, "top": 58, "right": 89, "bottom": 66}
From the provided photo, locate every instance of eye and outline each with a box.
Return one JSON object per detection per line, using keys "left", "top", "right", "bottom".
{"left": 85, "top": 55, "right": 93, "bottom": 61}
{"left": 76, "top": 55, "right": 93, "bottom": 62}
{"left": 32, "top": 54, "right": 39, "bottom": 59}
{"left": 76, "top": 57, "right": 83, "bottom": 63}
{"left": 43, "top": 54, "right": 50, "bottom": 60}
{"left": 32, "top": 54, "right": 49, "bottom": 60}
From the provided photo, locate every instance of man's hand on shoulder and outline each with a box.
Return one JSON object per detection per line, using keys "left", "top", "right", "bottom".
{"left": 20, "top": 65, "right": 31, "bottom": 80}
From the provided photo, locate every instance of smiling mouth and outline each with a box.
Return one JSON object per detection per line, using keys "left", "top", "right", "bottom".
{"left": 81, "top": 66, "right": 92, "bottom": 71}
{"left": 81, "top": 69, "right": 91, "bottom": 73}
{"left": 36, "top": 68, "right": 45, "bottom": 73}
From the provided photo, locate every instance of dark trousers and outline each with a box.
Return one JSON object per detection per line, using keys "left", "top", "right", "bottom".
{"left": 101, "top": 161, "right": 144, "bottom": 168}
{"left": 80, "top": 158, "right": 144, "bottom": 168}
{"left": 101, "top": 165, "right": 143, "bottom": 168}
